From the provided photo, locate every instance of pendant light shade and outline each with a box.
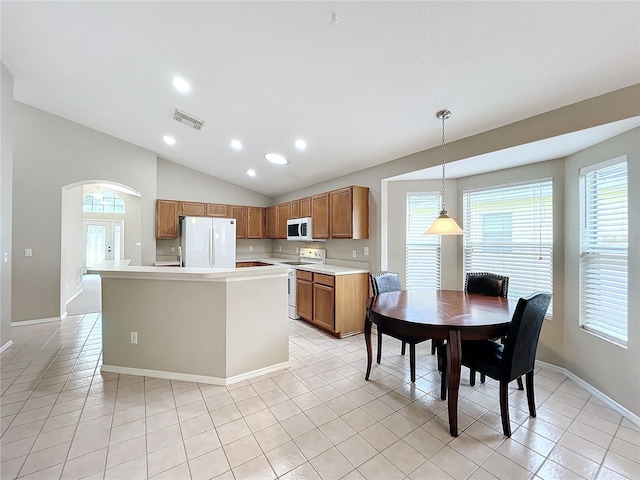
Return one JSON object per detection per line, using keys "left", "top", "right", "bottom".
{"left": 424, "top": 109, "right": 464, "bottom": 235}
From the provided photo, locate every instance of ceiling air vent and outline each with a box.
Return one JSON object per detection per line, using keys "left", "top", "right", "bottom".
{"left": 173, "top": 109, "right": 204, "bottom": 130}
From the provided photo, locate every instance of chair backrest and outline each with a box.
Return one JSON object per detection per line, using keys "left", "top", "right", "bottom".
{"left": 369, "top": 271, "right": 402, "bottom": 296}
{"left": 500, "top": 292, "right": 551, "bottom": 381}
{"left": 465, "top": 272, "right": 509, "bottom": 298}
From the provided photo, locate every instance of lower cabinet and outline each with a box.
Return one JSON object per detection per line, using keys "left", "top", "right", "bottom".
{"left": 296, "top": 270, "right": 368, "bottom": 338}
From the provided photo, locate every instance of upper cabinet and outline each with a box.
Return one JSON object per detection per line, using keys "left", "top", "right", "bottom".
{"left": 266, "top": 206, "right": 277, "bottom": 239}
{"left": 228, "top": 205, "right": 247, "bottom": 239}
{"left": 181, "top": 201, "right": 206, "bottom": 217}
{"left": 277, "top": 203, "right": 290, "bottom": 239}
{"left": 156, "top": 200, "right": 179, "bottom": 239}
{"left": 290, "top": 200, "right": 300, "bottom": 219}
{"left": 206, "top": 203, "right": 228, "bottom": 217}
{"left": 247, "top": 206, "right": 265, "bottom": 239}
{"left": 300, "top": 197, "right": 311, "bottom": 218}
{"left": 154, "top": 185, "right": 368, "bottom": 241}
{"left": 311, "top": 193, "right": 330, "bottom": 239}
{"left": 330, "top": 186, "right": 369, "bottom": 239}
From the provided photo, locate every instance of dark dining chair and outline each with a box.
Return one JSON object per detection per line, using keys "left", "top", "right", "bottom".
{"left": 464, "top": 272, "right": 510, "bottom": 385}
{"left": 458, "top": 292, "right": 551, "bottom": 437}
{"left": 368, "top": 272, "right": 430, "bottom": 383}
{"left": 369, "top": 272, "right": 404, "bottom": 362}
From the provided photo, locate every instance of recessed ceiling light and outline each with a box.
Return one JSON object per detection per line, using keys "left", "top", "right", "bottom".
{"left": 247, "top": 169, "right": 256, "bottom": 177}
{"left": 295, "top": 139, "right": 307, "bottom": 151}
{"left": 163, "top": 135, "right": 176, "bottom": 146}
{"left": 264, "top": 153, "right": 289, "bottom": 165}
{"left": 230, "top": 140, "right": 243, "bottom": 150}
{"left": 172, "top": 76, "right": 191, "bottom": 93}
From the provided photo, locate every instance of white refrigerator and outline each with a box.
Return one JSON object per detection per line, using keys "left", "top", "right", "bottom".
{"left": 180, "top": 217, "right": 236, "bottom": 268}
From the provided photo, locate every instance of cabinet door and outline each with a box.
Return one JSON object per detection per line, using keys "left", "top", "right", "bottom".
{"left": 329, "top": 188, "right": 352, "bottom": 238}
{"left": 247, "top": 207, "right": 265, "bottom": 239}
{"left": 229, "top": 205, "right": 247, "bottom": 239}
{"left": 277, "top": 203, "right": 290, "bottom": 239}
{"left": 266, "top": 206, "right": 277, "bottom": 239}
{"left": 156, "top": 200, "right": 179, "bottom": 239}
{"left": 313, "top": 283, "right": 335, "bottom": 331}
{"left": 290, "top": 200, "right": 300, "bottom": 219}
{"left": 300, "top": 197, "right": 311, "bottom": 218}
{"left": 207, "top": 203, "right": 228, "bottom": 217}
{"left": 296, "top": 279, "right": 313, "bottom": 321}
{"left": 311, "top": 193, "right": 330, "bottom": 239}
{"left": 181, "top": 201, "right": 206, "bottom": 216}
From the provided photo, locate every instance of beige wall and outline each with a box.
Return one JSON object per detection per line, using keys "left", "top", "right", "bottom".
{"left": 563, "top": 128, "right": 639, "bottom": 415}
{"left": 1, "top": 63, "right": 13, "bottom": 347}
{"left": 12, "top": 102, "right": 158, "bottom": 323}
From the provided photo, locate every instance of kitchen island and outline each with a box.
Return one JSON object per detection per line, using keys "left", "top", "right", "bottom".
{"left": 88, "top": 261, "right": 291, "bottom": 385}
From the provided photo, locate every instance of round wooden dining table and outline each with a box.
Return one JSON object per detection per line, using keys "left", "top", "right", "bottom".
{"left": 365, "top": 289, "right": 517, "bottom": 437}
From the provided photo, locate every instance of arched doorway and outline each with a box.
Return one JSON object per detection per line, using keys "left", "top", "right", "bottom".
{"left": 61, "top": 180, "right": 141, "bottom": 317}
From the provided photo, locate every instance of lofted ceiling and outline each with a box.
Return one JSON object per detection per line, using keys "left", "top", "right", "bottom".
{"left": 2, "top": 1, "right": 639, "bottom": 197}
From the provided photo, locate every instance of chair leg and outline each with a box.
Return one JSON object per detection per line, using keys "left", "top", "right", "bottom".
{"left": 480, "top": 373, "right": 486, "bottom": 384}
{"left": 401, "top": 341, "right": 407, "bottom": 356}
{"left": 499, "top": 381, "right": 512, "bottom": 437}
{"left": 525, "top": 371, "right": 536, "bottom": 418}
{"left": 470, "top": 369, "right": 476, "bottom": 386}
{"left": 410, "top": 344, "right": 416, "bottom": 383}
{"left": 376, "top": 330, "right": 382, "bottom": 364}
{"left": 431, "top": 343, "right": 436, "bottom": 355}
{"left": 517, "top": 376, "right": 524, "bottom": 391}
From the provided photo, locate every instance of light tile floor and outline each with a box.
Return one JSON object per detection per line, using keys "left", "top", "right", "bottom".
{"left": 1, "top": 313, "right": 639, "bottom": 480}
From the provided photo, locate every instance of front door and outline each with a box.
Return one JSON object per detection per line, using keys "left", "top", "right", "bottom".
{"left": 84, "top": 220, "right": 124, "bottom": 270}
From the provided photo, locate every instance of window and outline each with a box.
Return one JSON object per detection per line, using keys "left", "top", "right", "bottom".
{"left": 83, "top": 189, "right": 126, "bottom": 213}
{"left": 406, "top": 193, "right": 441, "bottom": 289}
{"left": 463, "top": 179, "right": 553, "bottom": 312}
{"left": 579, "top": 157, "right": 628, "bottom": 347}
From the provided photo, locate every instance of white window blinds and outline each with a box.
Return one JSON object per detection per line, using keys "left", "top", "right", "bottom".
{"left": 463, "top": 180, "right": 553, "bottom": 312}
{"left": 579, "top": 158, "right": 628, "bottom": 347}
{"left": 406, "top": 193, "right": 441, "bottom": 289}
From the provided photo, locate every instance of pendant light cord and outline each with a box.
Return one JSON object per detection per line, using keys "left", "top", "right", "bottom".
{"left": 440, "top": 113, "right": 447, "bottom": 213}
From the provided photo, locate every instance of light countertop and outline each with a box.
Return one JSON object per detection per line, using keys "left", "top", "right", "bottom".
{"left": 238, "top": 257, "right": 369, "bottom": 276}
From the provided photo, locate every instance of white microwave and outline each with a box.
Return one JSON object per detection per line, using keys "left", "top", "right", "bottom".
{"left": 287, "top": 217, "right": 313, "bottom": 241}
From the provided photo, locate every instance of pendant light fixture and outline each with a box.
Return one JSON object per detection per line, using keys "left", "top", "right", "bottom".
{"left": 424, "top": 109, "right": 464, "bottom": 235}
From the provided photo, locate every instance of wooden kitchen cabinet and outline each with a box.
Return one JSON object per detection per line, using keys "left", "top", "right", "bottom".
{"left": 266, "top": 206, "right": 277, "bottom": 239}
{"left": 290, "top": 200, "right": 300, "bottom": 219}
{"left": 247, "top": 206, "right": 265, "bottom": 239}
{"left": 181, "top": 201, "right": 206, "bottom": 216}
{"left": 206, "top": 203, "right": 228, "bottom": 217}
{"left": 228, "top": 205, "right": 247, "bottom": 239}
{"left": 311, "top": 193, "right": 330, "bottom": 239}
{"left": 300, "top": 197, "right": 311, "bottom": 218}
{"left": 296, "top": 270, "right": 313, "bottom": 321}
{"left": 330, "top": 186, "right": 369, "bottom": 239}
{"left": 156, "top": 199, "right": 179, "bottom": 239}
{"left": 277, "top": 203, "right": 290, "bottom": 239}
{"left": 296, "top": 270, "right": 369, "bottom": 338}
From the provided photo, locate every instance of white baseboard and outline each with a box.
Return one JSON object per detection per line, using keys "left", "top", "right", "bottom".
{"left": 101, "top": 361, "right": 291, "bottom": 386}
{"left": 65, "top": 288, "right": 84, "bottom": 305}
{"left": 536, "top": 360, "right": 640, "bottom": 427}
{"left": 11, "top": 317, "right": 61, "bottom": 327}
{"left": 0, "top": 340, "right": 14, "bottom": 353}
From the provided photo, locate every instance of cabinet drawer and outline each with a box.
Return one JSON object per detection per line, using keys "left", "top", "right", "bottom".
{"left": 297, "top": 270, "right": 313, "bottom": 281}
{"left": 314, "top": 273, "right": 335, "bottom": 287}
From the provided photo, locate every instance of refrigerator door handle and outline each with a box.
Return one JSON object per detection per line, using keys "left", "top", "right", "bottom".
{"left": 209, "top": 226, "right": 214, "bottom": 267}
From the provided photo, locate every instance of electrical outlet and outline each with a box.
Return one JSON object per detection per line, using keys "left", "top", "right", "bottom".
{"left": 279, "top": 246, "right": 282, "bottom": 252}
{"left": 130, "top": 332, "right": 138, "bottom": 344}
{"left": 170, "top": 246, "right": 176, "bottom": 253}
{"left": 249, "top": 245, "right": 253, "bottom": 252}
{"left": 352, "top": 249, "right": 357, "bottom": 258}
{"left": 364, "top": 246, "right": 369, "bottom": 256}
{"left": 3, "top": 252, "right": 7, "bottom": 263}
{"left": 25, "top": 249, "right": 32, "bottom": 257}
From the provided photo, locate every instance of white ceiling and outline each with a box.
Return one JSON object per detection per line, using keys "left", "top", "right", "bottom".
{"left": 2, "top": 1, "right": 638, "bottom": 197}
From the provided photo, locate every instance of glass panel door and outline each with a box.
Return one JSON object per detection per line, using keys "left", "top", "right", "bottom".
{"left": 84, "top": 220, "right": 125, "bottom": 269}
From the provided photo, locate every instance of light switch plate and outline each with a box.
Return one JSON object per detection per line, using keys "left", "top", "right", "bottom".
{"left": 25, "top": 249, "right": 32, "bottom": 257}
{"left": 364, "top": 246, "right": 369, "bottom": 256}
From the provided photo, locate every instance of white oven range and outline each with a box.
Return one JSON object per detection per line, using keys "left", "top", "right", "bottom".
{"left": 276, "top": 248, "right": 326, "bottom": 319}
